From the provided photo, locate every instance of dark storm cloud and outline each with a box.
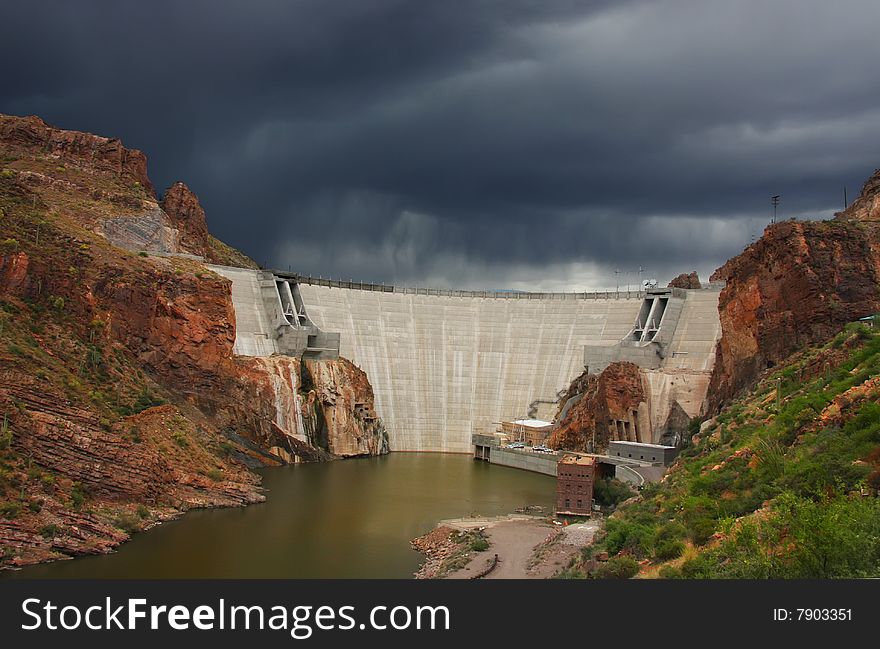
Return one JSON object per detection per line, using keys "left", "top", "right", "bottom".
{"left": 2, "top": 0, "right": 880, "bottom": 288}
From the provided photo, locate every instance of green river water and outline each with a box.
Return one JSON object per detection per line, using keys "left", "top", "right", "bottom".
{"left": 3, "top": 453, "right": 554, "bottom": 579}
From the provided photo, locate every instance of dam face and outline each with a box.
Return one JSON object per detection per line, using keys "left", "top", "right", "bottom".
{"left": 210, "top": 266, "right": 722, "bottom": 454}
{"left": 296, "top": 285, "right": 642, "bottom": 452}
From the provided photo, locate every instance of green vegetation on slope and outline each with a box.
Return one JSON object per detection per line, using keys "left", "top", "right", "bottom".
{"left": 563, "top": 321, "right": 880, "bottom": 579}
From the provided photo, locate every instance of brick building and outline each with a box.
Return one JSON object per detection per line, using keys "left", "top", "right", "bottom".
{"left": 556, "top": 455, "right": 596, "bottom": 516}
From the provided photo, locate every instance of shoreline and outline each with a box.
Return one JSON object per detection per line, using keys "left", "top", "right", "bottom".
{"left": 4, "top": 453, "right": 554, "bottom": 577}
{"left": 412, "top": 514, "right": 602, "bottom": 580}
{"left": 1, "top": 450, "right": 388, "bottom": 575}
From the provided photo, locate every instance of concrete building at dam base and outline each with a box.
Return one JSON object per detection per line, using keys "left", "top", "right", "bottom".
{"left": 209, "top": 265, "right": 723, "bottom": 456}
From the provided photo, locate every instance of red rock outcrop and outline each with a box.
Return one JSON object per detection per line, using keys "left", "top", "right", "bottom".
{"left": 1, "top": 370, "right": 261, "bottom": 508}
{"left": 0, "top": 114, "right": 386, "bottom": 568}
{"left": 549, "top": 362, "right": 646, "bottom": 452}
{"left": 708, "top": 191, "right": 880, "bottom": 411}
{"left": 301, "top": 359, "right": 389, "bottom": 457}
{"left": 0, "top": 251, "right": 29, "bottom": 295}
{"left": 160, "top": 182, "right": 210, "bottom": 257}
{"left": 668, "top": 271, "right": 701, "bottom": 289}
{"left": 836, "top": 168, "right": 880, "bottom": 223}
{"left": 0, "top": 114, "right": 153, "bottom": 195}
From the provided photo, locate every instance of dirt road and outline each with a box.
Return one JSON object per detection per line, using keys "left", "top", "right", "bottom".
{"left": 440, "top": 515, "right": 601, "bottom": 579}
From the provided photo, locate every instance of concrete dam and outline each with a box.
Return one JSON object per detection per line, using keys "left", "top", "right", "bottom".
{"left": 210, "top": 266, "right": 722, "bottom": 454}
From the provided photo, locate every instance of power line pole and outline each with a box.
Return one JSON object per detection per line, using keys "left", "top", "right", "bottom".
{"left": 771, "top": 195, "right": 780, "bottom": 223}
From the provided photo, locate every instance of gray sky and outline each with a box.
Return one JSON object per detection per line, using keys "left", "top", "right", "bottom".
{"left": 3, "top": 0, "right": 879, "bottom": 289}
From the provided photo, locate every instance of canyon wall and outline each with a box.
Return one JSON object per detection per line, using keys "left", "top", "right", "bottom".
{"left": 0, "top": 113, "right": 385, "bottom": 567}
{"left": 708, "top": 171, "right": 880, "bottom": 410}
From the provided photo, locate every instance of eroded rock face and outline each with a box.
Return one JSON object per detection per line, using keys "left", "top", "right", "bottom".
{"left": 91, "top": 262, "right": 387, "bottom": 460}
{"left": 0, "top": 114, "right": 387, "bottom": 568}
{"left": 836, "top": 168, "right": 880, "bottom": 223}
{"left": 1, "top": 374, "right": 261, "bottom": 508}
{"left": 0, "top": 251, "right": 29, "bottom": 295}
{"left": 96, "top": 265, "right": 237, "bottom": 397}
{"left": 160, "top": 182, "right": 210, "bottom": 257}
{"left": 549, "top": 362, "right": 646, "bottom": 452}
{"left": 708, "top": 215, "right": 880, "bottom": 412}
{"left": 668, "top": 271, "right": 701, "bottom": 289}
{"left": 301, "top": 359, "right": 389, "bottom": 457}
{"left": 0, "top": 114, "right": 153, "bottom": 194}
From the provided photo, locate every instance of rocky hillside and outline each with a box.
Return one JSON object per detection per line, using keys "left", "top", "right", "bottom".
{"left": 708, "top": 169, "right": 880, "bottom": 411}
{"left": 0, "top": 114, "right": 386, "bottom": 568}
{"left": 561, "top": 320, "right": 880, "bottom": 579}
{"left": 557, "top": 168, "right": 880, "bottom": 579}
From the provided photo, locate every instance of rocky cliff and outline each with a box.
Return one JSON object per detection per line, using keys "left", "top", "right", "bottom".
{"left": 837, "top": 168, "right": 880, "bottom": 223}
{"left": 548, "top": 362, "right": 646, "bottom": 452}
{"left": 0, "top": 114, "right": 153, "bottom": 193}
{"left": 159, "top": 181, "right": 210, "bottom": 258}
{"left": 668, "top": 271, "right": 701, "bottom": 289}
{"left": 707, "top": 168, "right": 880, "bottom": 411}
{"left": 0, "top": 113, "right": 386, "bottom": 568}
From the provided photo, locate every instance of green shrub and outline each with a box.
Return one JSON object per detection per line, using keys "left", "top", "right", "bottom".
{"left": 654, "top": 539, "right": 685, "bottom": 561}
{"left": 0, "top": 501, "right": 23, "bottom": 519}
{"left": 686, "top": 516, "right": 717, "bottom": 546}
{"left": 70, "top": 482, "right": 89, "bottom": 510}
{"left": 469, "top": 538, "right": 490, "bottom": 552}
{"left": 593, "top": 477, "right": 635, "bottom": 508}
{"left": 39, "top": 524, "right": 59, "bottom": 539}
{"left": 679, "top": 553, "right": 717, "bottom": 578}
{"left": 592, "top": 556, "right": 640, "bottom": 579}
{"left": 114, "top": 513, "right": 141, "bottom": 535}
{"left": 131, "top": 389, "right": 165, "bottom": 414}
{"left": 603, "top": 518, "right": 656, "bottom": 558}
{"left": 658, "top": 565, "right": 684, "bottom": 579}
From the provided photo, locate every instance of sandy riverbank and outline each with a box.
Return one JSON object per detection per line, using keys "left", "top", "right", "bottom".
{"left": 412, "top": 515, "right": 601, "bottom": 579}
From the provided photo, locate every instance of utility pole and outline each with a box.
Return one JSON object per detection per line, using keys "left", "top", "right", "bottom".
{"left": 614, "top": 268, "right": 620, "bottom": 296}
{"left": 844, "top": 187, "right": 848, "bottom": 210}
{"left": 771, "top": 195, "right": 780, "bottom": 223}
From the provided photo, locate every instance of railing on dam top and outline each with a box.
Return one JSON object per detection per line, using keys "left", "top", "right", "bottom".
{"left": 271, "top": 270, "right": 646, "bottom": 300}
